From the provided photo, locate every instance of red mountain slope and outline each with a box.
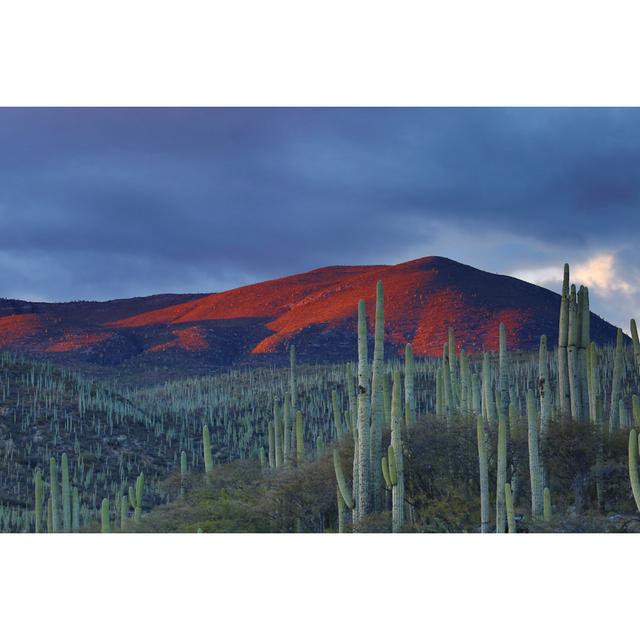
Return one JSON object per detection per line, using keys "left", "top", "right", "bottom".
{"left": 0, "top": 257, "right": 619, "bottom": 371}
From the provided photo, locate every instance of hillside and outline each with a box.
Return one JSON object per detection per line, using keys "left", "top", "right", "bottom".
{"left": 0, "top": 257, "right": 619, "bottom": 374}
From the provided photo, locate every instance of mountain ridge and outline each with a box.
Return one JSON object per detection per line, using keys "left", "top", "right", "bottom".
{"left": 0, "top": 256, "right": 619, "bottom": 374}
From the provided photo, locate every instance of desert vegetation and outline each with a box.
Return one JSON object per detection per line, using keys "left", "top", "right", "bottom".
{"left": 1, "top": 263, "right": 639, "bottom": 532}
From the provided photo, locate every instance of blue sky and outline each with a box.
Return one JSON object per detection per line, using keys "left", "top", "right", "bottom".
{"left": 0, "top": 107, "right": 639, "bottom": 329}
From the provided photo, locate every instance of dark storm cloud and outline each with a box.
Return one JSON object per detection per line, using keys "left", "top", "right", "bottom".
{"left": 0, "top": 107, "right": 639, "bottom": 325}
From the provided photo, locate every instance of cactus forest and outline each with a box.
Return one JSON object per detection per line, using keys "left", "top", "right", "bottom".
{"left": 1, "top": 263, "right": 639, "bottom": 533}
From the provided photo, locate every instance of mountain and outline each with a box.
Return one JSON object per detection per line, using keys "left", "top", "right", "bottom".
{"left": 0, "top": 256, "right": 619, "bottom": 374}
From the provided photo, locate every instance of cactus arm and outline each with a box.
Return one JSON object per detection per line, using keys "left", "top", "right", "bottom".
{"left": 333, "top": 449, "right": 354, "bottom": 510}
{"left": 629, "top": 429, "right": 640, "bottom": 512}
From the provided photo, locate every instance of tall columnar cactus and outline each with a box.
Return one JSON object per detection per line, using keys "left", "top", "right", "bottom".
{"left": 435, "top": 367, "right": 443, "bottom": 417}
{"left": 504, "top": 483, "right": 516, "bottom": 533}
{"left": 526, "top": 389, "right": 544, "bottom": 520}
{"left": 442, "top": 343, "right": 452, "bottom": 417}
{"left": 496, "top": 413, "right": 507, "bottom": 533}
{"left": 543, "top": 487, "right": 552, "bottom": 522}
{"left": 498, "top": 323, "right": 510, "bottom": 418}
{"left": 482, "top": 353, "right": 496, "bottom": 425}
{"left": 72, "top": 487, "right": 80, "bottom": 532}
{"left": 356, "top": 299, "right": 372, "bottom": 521}
{"left": 345, "top": 362, "right": 356, "bottom": 424}
{"left": 579, "top": 286, "right": 591, "bottom": 419}
{"left": 132, "top": 472, "right": 144, "bottom": 523}
{"left": 459, "top": 349, "right": 470, "bottom": 413}
{"left": 283, "top": 393, "right": 291, "bottom": 465}
{"left": 273, "top": 400, "right": 283, "bottom": 468}
{"left": 49, "top": 457, "right": 60, "bottom": 533}
{"left": 476, "top": 416, "right": 490, "bottom": 533}
{"left": 34, "top": 468, "right": 43, "bottom": 533}
{"left": 383, "top": 373, "right": 391, "bottom": 425}
{"left": 101, "top": 498, "right": 110, "bottom": 533}
{"left": 567, "top": 285, "right": 581, "bottom": 420}
{"left": 404, "top": 343, "right": 415, "bottom": 427}
{"left": 332, "top": 390, "right": 343, "bottom": 439}
{"left": 61, "top": 452, "right": 71, "bottom": 533}
{"left": 538, "top": 335, "right": 551, "bottom": 434}
{"left": 609, "top": 328, "right": 624, "bottom": 432}
{"left": 390, "top": 370, "right": 404, "bottom": 533}
{"left": 587, "top": 342, "right": 599, "bottom": 423}
{"left": 202, "top": 424, "right": 214, "bottom": 475}
{"left": 120, "top": 495, "right": 128, "bottom": 530}
{"left": 47, "top": 497, "right": 53, "bottom": 534}
{"left": 448, "top": 327, "right": 459, "bottom": 410}
{"left": 631, "top": 319, "right": 640, "bottom": 375}
{"left": 471, "top": 373, "right": 482, "bottom": 415}
{"left": 632, "top": 395, "right": 640, "bottom": 428}
{"left": 558, "top": 263, "right": 570, "bottom": 417}
{"left": 295, "top": 410, "right": 304, "bottom": 464}
{"left": 267, "top": 420, "right": 275, "bottom": 469}
{"left": 628, "top": 429, "right": 640, "bottom": 512}
{"left": 289, "top": 344, "right": 297, "bottom": 412}
{"left": 180, "top": 450, "right": 188, "bottom": 495}
{"left": 370, "top": 280, "right": 385, "bottom": 510}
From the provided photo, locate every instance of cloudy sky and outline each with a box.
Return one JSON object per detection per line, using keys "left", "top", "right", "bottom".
{"left": 0, "top": 108, "right": 638, "bottom": 329}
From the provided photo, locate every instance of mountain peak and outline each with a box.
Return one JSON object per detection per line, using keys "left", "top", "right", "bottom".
{"left": 0, "top": 256, "right": 618, "bottom": 374}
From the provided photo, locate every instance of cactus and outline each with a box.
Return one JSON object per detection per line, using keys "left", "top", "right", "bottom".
{"left": 435, "top": 367, "right": 443, "bottom": 417}
{"left": 273, "top": 401, "right": 283, "bottom": 469}
{"left": 632, "top": 395, "right": 640, "bottom": 428}
{"left": 289, "top": 344, "right": 297, "bottom": 412}
{"left": 631, "top": 319, "right": 640, "bottom": 375}
{"left": 202, "top": 424, "right": 214, "bottom": 475}
{"left": 609, "top": 328, "right": 624, "bottom": 432}
{"left": 482, "top": 353, "right": 496, "bottom": 425}
{"left": 283, "top": 393, "right": 291, "bottom": 465}
{"left": 390, "top": 370, "right": 404, "bottom": 532}
{"left": 558, "top": 263, "right": 570, "bottom": 417}
{"left": 267, "top": 420, "right": 275, "bottom": 469}
{"left": 527, "top": 389, "right": 544, "bottom": 519}
{"left": 331, "top": 390, "right": 343, "bottom": 439}
{"left": 47, "top": 497, "right": 53, "bottom": 534}
{"left": 498, "top": 323, "right": 510, "bottom": 417}
{"left": 316, "top": 435, "right": 325, "bottom": 458}
{"left": 567, "top": 284, "right": 581, "bottom": 420}
{"left": 543, "top": 487, "right": 552, "bottom": 522}
{"left": 101, "top": 498, "right": 110, "bottom": 533}
{"left": 579, "top": 286, "right": 591, "bottom": 419}
{"left": 629, "top": 429, "right": 640, "bottom": 512}
{"left": 496, "top": 413, "right": 507, "bottom": 533}
{"left": 72, "top": 487, "right": 80, "bottom": 532}
{"left": 49, "top": 457, "right": 60, "bottom": 533}
{"left": 370, "top": 280, "right": 385, "bottom": 510}
{"left": 381, "top": 455, "right": 392, "bottom": 489}
{"left": 383, "top": 373, "right": 391, "bottom": 425}
{"left": 505, "top": 483, "right": 516, "bottom": 533}
{"left": 34, "top": 468, "right": 43, "bottom": 533}
{"left": 120, "top": 495, "right": 128, "bottom": 530}
{"left": 405, "top": 343, "right": 415, "bottom": 426}
{"left": 442, "top": 343, "right": 452, "bottom": 416}
{"left": 180, "top": 450, "right": 188, "bottom": 494}
{"left": 356, "top": 299, "right": 372, "bottom": 521}
{"left": 295, "top": 410, "right": 304, "bottom": 464}
{"left": 336, "top": 488, "right": 347, "bottom": 533}
{"left": 538, "top": 335, "right": 551, "bottom": 434}
{"left": 134, "top": 472, "right": 144, "bottom": 523}
{"left": 476, "top": 416, "right": 490, "bottom": 533}
{"left": 333, "top": 448, "right": 354, "bottom": 510}
{"left": 61, "top": 452, "right": 71, "bottom": 533}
